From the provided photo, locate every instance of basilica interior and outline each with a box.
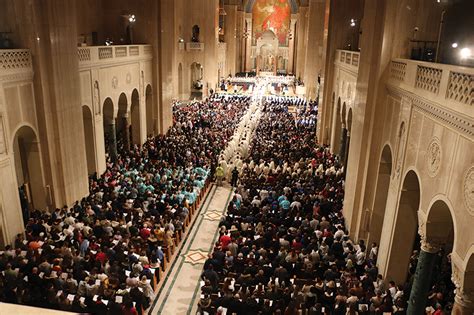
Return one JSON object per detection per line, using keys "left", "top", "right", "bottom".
{"left": 0, "top": 0, "right": 473, "bottom": 314}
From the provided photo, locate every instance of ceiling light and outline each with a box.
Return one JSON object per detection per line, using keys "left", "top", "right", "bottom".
{"left": 460, "top": 47, "right": 472, "bottom": 59}
{"left": 451, "top": 42, "right": 458, "bottom": 48}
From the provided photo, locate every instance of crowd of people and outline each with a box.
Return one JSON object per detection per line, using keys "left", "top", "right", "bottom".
{"left": 0, "top": 94, "right": 251, "bottom": 314}
{"left": 0, "top": 81, "right": 457, "bottom": 314}
{"left": 198, "top": 97, "right": 454, "bottom": 314}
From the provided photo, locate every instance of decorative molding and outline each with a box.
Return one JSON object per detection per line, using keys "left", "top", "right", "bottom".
{"left": 126, "top": 72, "right": 132, "bottom": 84}
{"left": 463, "top": 166, "right": 474, "bottom": 215}
{"left": 0, "top": 72, "right": 34, "bottom": 83}
{"left": 393, "top": 121, "right": 406, "bottom": 180}
{"left": 93, "top": 80, "right": 100, "bottom": 115}
{"left": 112, "top": 76, "right": 118, "bottom": 89}
{"left": 0, "top": 115, "right": 6, "bottom": 155}
{"left": 426, "top": 137, "right": 441, "bottom": 177}
{"left": 386, "top": 84, "right": 474, "bottom": 138}
{"left": 420, "top": 238, "right": 443, "bottom": 253}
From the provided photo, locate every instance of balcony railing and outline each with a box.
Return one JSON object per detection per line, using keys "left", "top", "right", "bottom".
{"left": 389, "top": 58, "right": 474, "bottom": 114}
{"left": 336, "top": 50, "right": 360, "bottom": 72}
{"left": 0, "top": 49, "right": 33, "bottom": 75}
{"left": 77, "top": 45, "right": 153, "bottom": 66}
{"left": 186, "top": 42, "right": 205, "bottom": 51}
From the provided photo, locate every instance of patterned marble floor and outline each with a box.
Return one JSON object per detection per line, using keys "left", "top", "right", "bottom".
{"left": 149, "top": 184, "right": 233, "bottom": 315}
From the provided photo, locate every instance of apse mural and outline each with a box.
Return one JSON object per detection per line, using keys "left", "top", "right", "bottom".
{"left": 252, "top": 0, "right": 290, "bottom": 45}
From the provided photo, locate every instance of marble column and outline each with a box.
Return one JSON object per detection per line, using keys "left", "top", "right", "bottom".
{"left": 108, "top": 121, "right": 118, "bottom": 162}
{"left": 288, "top": 15, "right": 297, "bottom": 74}
{"left": 123, "top": 114, "right": 131, "bottom": 152}
{"left": 245, "top": 14, "right": 253, "bottom": 72}
{"left": 339, "top": 124, "right": 347, "bottom": 160}
{"left": 407, "top": 240, "right": 441, "bottom": 315}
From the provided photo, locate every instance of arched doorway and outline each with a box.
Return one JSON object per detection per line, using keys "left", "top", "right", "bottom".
{"left": 331, "top": 97, "right": 342, "bottom": 154}
{"left": 407, "top": 200, "right": 455, "bottom": 313}
{"left": 82, "top": 106, "right": 96, "bottom": 175}
{"left": 190, "top": 62, "right": 203, "bottom": 99}
{"left": 343, "top": 108, "right": 352, "bottom": 170}
{"left": 116, "top": 93, "right": 129, "bottom": 150}
{"left": 130, "top": 89, "right": 140, "bottom": 145}
{"left": 385, "top": 170, "right": 420, "bottom": 284}
{"left": 13, "top": 126, "right": 46, "bottom": 214}
{"left": 178, "top": 63, "right": 183, "bottom": 98}
{"left": 367, "top": 145, "right": 392, "bottom": 252}
{"left": 339, "top": 102, "right": 347, "bottom": 160}
{"left": 258, "top": 43, "right": 276, "bottom": 73}
{"left": 146, "top": 85, "right": 154, "bottom": 138}
{"left": 102, "top": 98, "right": 117, "bottom": 161}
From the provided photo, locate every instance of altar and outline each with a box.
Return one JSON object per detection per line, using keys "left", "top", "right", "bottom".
{"left": 259, "top": 71, "right": 275, "bottom": 77}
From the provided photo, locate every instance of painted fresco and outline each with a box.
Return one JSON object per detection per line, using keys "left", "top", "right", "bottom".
{"left": 252, "top": 0, "right": 290, "bottom": 45}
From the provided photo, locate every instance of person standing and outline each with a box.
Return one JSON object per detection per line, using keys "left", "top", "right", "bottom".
{"left": 215, "top": 164, "right": 224, "bottom": 186}
{"left": 231, "top": 167, "right": 239, "bottom": 187}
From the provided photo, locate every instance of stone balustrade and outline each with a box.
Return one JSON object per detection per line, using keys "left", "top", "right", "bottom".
{"left": 0, "top": 49, "right": 33, "bottom": 79}
{"left": 336, "top": 49, "right": 360, "bottom": 72}
{"left": 77, "top": 45, "right": 153, "bottom": 67}
{"left": 389, "top": 58, "right": 474, "bottom": 115}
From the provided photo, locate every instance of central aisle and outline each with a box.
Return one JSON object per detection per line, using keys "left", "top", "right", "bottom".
{"left": 150, "top": 184, "right": 233, "bottom": 315}
{"left": 151, "top": 78, "right": 269, "bottom": 314}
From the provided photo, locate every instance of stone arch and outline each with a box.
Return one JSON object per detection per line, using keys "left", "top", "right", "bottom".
{"left": 146, "top": 84, "right": 154, "bottom": 137}
{"left": 102, "top": 97, "right": 117, "bottom": 161}
{"left": 191, "top": 62, "right": 203, "bottom": 99}
{"left": 341, "top": 102, "right": 347, "bottom": 126}
{"left": 116, "top": 93, "right": 129, "bottom": 147}
{"left": 13, "top": 125, "right": 46, "bottom": 213}
{"left": 407, "top": 198, "right": 456, "bottom": 314}
{"left": 82, "top": 105, "right": 96, "bottom": 175}
{"left": 424, "top": 198, "right": 456, "bottom": 250}
{"left": 342, "top": 107, "right": 353, "bottom": 169}
{"left": 367, "top": 144, "right": 393, "bottom": 251}
{"left": 339, "top": 102, "right": 348, "bottom": 159}
{"left": 130, "top": 89, "right": 140, "bottom": 145}
{"left": 385, "top": 170, "right": 421, "bottom": 284}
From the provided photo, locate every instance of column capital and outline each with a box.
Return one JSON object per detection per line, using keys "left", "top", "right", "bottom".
{"left": 420, "top": 238, "right": 442, "bottom": 254}
{"left": 454, "top": 290, "right": 474, "bottom": 311}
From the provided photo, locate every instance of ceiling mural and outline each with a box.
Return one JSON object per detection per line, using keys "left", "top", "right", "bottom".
{"left": 252, "top": 0, "right": 291, "bottom": 45}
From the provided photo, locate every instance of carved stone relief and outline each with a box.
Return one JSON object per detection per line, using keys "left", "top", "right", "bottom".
{"left": 112, "top": 76, "right": 118, "bottom": 89}
{"left": 463, "top": 166, "right": 474, "bottom": 215}
{"left": 427, "top": 137, "right": 441, "bottom": 177}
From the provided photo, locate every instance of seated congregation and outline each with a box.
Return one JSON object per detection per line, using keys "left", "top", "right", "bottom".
{"left": 0, "top": 94, "right": 251, "bottom": 314}
{"left": 198, "top": 97, "right": 454, "bottom": 315}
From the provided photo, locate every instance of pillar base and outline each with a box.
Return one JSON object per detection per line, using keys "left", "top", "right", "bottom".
{"left": 452, "top": 292, "right": 474, "bottom": 315}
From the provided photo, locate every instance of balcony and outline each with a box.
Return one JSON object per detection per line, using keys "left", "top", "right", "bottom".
{"left": 77, "top": 45, "right": 153, "bottom": 68}
{"left": 336, "top": 50, "right": 360, "bottom": 73}
{"left": 186, "top": 42, "right": 204, "bottom": 51}
{"left": 0, "top": 49, "right": 33, "bottom": 80}
{"left": 388, "top": 58, "right": 474, "bottom": 116}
